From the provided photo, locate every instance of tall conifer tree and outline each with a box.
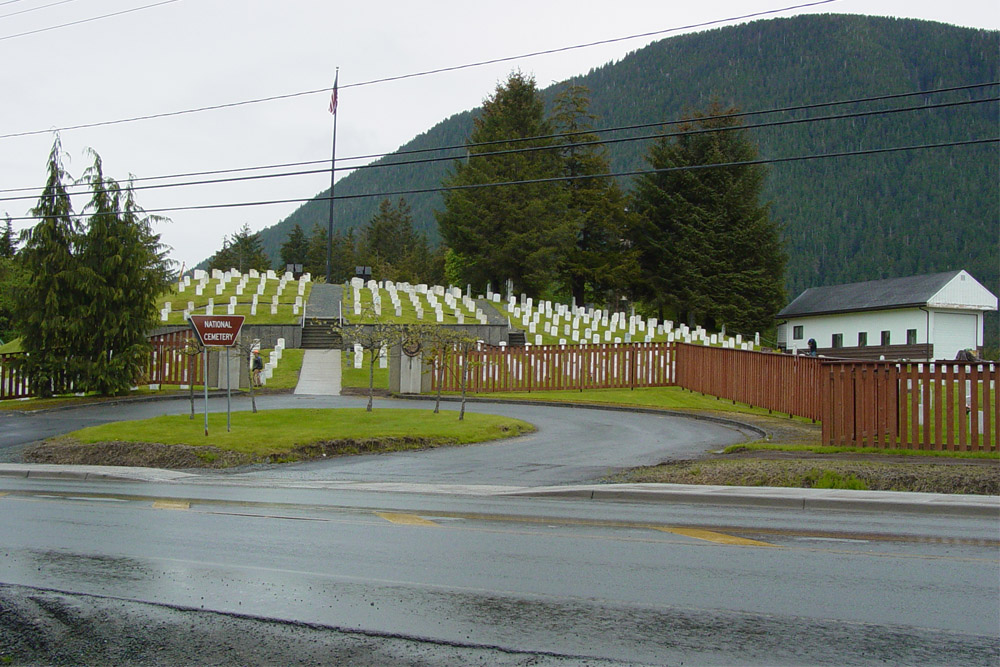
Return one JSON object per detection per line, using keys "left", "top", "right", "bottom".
{"left": 77, "top": 151, "right": 171, "bottom": 395}
{"left": 551, "top": 85, "right": 639, "bottom": 308}
{"left": 437, "top": 72, "right": 572, "bottom": 295}
{"left": 630, "top": 103, "right": 785, "bottom": 334}
{"left": 16, "top": 136, "right": 82, "bottom": 396}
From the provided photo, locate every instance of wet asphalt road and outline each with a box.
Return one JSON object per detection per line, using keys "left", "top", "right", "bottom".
{"left": 1, "top": 396, "right": 997, "bottom": 664}
{"left": 1, "top": 479, "right": 997, "bottom": 665}
{"left": 0, "top": 393, "right": 755, "bottom": 485}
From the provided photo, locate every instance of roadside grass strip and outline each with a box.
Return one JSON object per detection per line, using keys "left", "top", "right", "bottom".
{"left": 465, "top": 386, "right": 815, "bottom": 422}
{"left": 55, "top": 408, "right": 535, "bottom": 457}
{"left": 725, "top": 442, "right": 999, "bottom": 460}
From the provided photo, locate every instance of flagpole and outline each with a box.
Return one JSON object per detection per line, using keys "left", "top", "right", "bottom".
{"left": 326, "top": 68, "right": 339, "bottom": 284}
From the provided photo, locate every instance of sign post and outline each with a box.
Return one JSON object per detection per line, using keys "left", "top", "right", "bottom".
{"left": 188, "top": 315, "right": 246, "bottom": 436}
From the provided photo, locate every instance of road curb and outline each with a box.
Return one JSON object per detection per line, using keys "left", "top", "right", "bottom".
{"left": 2, "top": 464, "right": 996, "bottom": 517}
{"left": 506, "top": 484, "right": 1000, "bottom": 518}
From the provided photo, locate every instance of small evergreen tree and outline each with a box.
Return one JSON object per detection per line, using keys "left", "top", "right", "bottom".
{"left": 0, "top": 216, "right": 16, "bottom": 259}
{"left": 278, "top": 223, "right": 309, "bottom": 271}
{"left": 304, "top": 223, "right": 329, "bottom": 278}
{"left": 208, "top": 224, "right": 269, "bottom": 273}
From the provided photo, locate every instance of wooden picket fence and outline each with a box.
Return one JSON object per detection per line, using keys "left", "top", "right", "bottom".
{"left": 0, "top": 352, "right": 30, "bottom": 400}
{"left": 673, "top": 343, "right": 824, "bottom": 421}
{"left": 146, "top": 331, "right": 204, "bottom": 386}
{"left": 430, "top": 342, "right": 674, "bottom": 393}
{"left": 0, "top": 333, "right": 204, "bottom": 400}
{"left": 822, "top": 360, "right": 998, "bottom": 451}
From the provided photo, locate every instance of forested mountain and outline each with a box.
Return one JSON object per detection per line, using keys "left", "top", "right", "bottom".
{"left": 256, "top": 13, "right": 997, "bottom": 317}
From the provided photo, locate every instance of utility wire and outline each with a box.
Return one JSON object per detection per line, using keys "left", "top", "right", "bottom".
{"left": 0, "top": 0, "right": 837, "bottom": 138}
{"left": 2, "top": 82, "right": 995, "bottom": 200}
{"left": 7, "top": 137, "right": 996, "bottom": 222}
{"left": 3, "top": 95, "right": 996, "bottom": 204}
{"left": 0, "top": 0, "right": 81, "bottom": 21}
{"left": 0, "top": 0, "right": 180, "bottom": 41}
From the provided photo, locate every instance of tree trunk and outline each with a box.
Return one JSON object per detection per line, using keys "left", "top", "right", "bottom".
{"left": 459, "top": 348, "right": 468, "bottom": 421}
{"left": 367, "top": 352, "right": 374, "bottom": 412}
{"left": 433, "top": 353, "right": 442, "bottom": 414}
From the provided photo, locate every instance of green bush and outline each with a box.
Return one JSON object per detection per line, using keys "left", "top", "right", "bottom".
{"left": 802, "top": 468, "right": 869, "bottom": 490}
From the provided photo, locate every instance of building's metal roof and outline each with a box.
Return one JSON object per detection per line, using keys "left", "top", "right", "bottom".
{"left": 777, "top": 270, "right": 966, "bottom": 318}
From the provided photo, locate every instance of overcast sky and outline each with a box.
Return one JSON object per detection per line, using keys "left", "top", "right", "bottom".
{"left": 2, "top": 0, "right": 997, "bottom": 270}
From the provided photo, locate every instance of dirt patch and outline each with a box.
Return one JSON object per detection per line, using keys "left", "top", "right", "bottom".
{"left": 614, "top": 458, "right": 999, "bottom": 495}
{"left": 24, "top": 440, "right": 255, "bottom": 469}
{"left": 23, "top": 436, "right": 455, "bottom": 470}
{"left": 615, "top": 410, "right": 999, "bottom": 494}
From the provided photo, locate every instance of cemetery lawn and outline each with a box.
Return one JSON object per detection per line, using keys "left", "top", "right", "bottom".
{"left": 466, "top": 386, "right": 813, "bottom": 421}
{"left": 26, "top": 408, "right": 535, "bottom": 469}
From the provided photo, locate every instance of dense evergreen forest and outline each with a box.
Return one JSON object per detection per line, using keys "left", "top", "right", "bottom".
{"left": 254, "top": 14, "right": 998, "bottom": 339}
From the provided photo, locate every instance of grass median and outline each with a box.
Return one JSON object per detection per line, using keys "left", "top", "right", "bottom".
{"left": 27, "top": 408, "right": 535, "bottom": 469}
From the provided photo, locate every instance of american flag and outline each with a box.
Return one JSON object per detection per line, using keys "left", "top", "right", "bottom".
{"left": 328, "top": 73, "right": 339, "bottom": 115}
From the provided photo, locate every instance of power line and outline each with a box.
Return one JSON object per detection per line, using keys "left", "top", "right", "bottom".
{"left": 0, "top": 0, "right": 837, "bottom": 139}
{"left": 0, "top": 0, "right": 181, "bottom": 41}
{"left": 2, "top": 82, "right": 995, "bottom": 200}
{"left": 0, "top": 0, "right": 82, "bottom": 21}
{"left": 7, "top": 137, "right": 996, "bottom": 222}
{"left": 2, "top": 95, "right": 995, "bottom": 205}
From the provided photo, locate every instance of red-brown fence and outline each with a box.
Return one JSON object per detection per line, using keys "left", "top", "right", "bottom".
{"left": 674, "top": 343, "right": 824, "bottom": 421}
{"left": 146, "top": 331, "right": 204, "bottom": 386}
{"left": 822, "top": 360, "right": 998, "bottom": 451}
{"left": 0, "top": 352, "right": 30, "bottom": 400}
{"left": 431, "top": 342, "right": 674, "bottom": 393}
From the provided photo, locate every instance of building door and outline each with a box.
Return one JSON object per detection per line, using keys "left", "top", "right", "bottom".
{"left": 932, "top": 312, "right": 978, "bottom": 360}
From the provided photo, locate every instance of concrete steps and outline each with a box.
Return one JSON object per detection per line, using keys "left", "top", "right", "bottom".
{"left": 301, "top": 319, "right": 343, "bottom": 350}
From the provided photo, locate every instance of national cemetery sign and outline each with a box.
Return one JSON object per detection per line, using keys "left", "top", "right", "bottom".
{"left": 188, "top": 315, "right": 245, "bottom": 347}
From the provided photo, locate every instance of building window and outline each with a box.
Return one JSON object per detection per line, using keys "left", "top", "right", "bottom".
{"left": 832, "top": 333, "right": 843, "bottom": 348}
{"left": 858, "top": 332, "right": 868, "bottom": 347}
{"left": 792, "top": 325, "right": 803, "bottom": 340}
{"left": 907, "top": 329, "right": 917, "bottom": 345}
{"left": 881, "top": 330, "right": 891, "bottom": 346}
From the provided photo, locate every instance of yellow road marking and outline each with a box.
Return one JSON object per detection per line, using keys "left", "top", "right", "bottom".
{"left": 375, "top": 512, "right": 439, "bottom": 527}
{"left": 152, "top": 500, "right": 191, "bottom": 510}
{"left": 655, "top": 527, "right": 778, "bottom": 547}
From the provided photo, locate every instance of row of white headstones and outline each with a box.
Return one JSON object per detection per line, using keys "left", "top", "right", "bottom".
{"left": 490, "top": 291, "right": 760, "bottom": 350}
{"left": 350, "top": 278, "right": 490, "bottom": 325}
{"left": 162, "top": 269, "right": 312, "bottom": 320}
{"left": 254, "top": 337, "right": 287, "bottom": 386}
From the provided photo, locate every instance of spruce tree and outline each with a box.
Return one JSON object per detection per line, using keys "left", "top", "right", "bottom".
{"left": 77, "top": 151, "right": 171, "bottom": 395}
{"left": 436, "top": 72, "right": 571, "bottom": 295}
{"left": 278, "top": 223, "right": 309, "bottom": 271}
{"left": 551, "top": 85, "right": 640, "bottom": 308}
{"left": 630, "top": 103, "right": 785, "bottom": 334}
{"left": 0, "top": 217, "right": 16, "bottom": 259}
{"left": 208, "top": 224, "right": 269, "bottom": 273}
{"left": 15, "top": 136, "right": 83, "bottom": 396}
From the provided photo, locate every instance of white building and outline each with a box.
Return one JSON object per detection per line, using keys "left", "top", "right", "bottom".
{"left": 776, "top": 270, "right": 997, "bottom": 360}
